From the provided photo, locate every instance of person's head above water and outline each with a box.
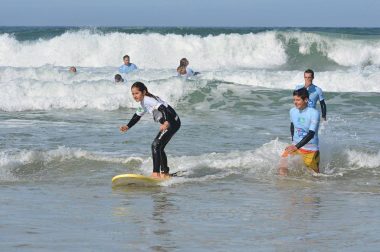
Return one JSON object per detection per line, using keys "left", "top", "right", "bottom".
{"left": 179, "top": 58, "right": 189, "bottom": 67}
{"left": 69, "top": 66, "right": 77, "bottom": 73}
{"left": 177, "top": 58, "right": 190, "bottom": 75}
{"left": 114, "top": 74, "right": 124, "bottom": 83}
{"left": 123, "top": 55, "right": 130, "bottom": 65}
{"left": 131, "top": 81, "right": 158, "bottom": 102}
{"left": 304, "top": 69, "right": 314, "bottom": 87}
{"left": 293, "top": 87, "right": 309, "bottom": 110}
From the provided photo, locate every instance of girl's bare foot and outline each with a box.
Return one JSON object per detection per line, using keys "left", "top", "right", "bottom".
{"left": 151, "top": 172, "right": 161, "bottom": 178}
{"left": 160, "top": 172, "right": 171, "bottom": 179}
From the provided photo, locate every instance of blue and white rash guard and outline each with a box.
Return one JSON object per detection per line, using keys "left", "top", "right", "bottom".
{"left": 290, "top": 106, "right": 320, "bottom": 151}
{"left": 119, "top": 63, "right": 138, "bottom": 74}
{"left": 295, "top": 84, "right": 325, "bottom": 109}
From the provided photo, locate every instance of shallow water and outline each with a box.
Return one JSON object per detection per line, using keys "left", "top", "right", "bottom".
{"left": 1, "top": 27, "right": 380, "bottom": 251}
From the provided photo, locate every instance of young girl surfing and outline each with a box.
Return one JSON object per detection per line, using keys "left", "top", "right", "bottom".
{"left": 119, "top": 82, "right": 181, "bottom": 179}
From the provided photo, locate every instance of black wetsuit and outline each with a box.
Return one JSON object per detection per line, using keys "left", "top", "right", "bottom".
{"left": 127, "top": 97, "right": 180, "bottom": 173}
{"left": 151, "top": 105, "right": 180, "bottom": 173}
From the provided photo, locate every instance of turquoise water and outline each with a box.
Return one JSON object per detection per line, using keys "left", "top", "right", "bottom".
{"left": 2, "top": 26, "right": 380, "bottom": 41}
{"left": 1, "top": 27, "right": 380, "bottom": 251}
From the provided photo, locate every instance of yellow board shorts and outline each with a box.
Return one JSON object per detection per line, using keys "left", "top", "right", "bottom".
{"left": 282, "top": 149, "right": 320, "bottom": 173}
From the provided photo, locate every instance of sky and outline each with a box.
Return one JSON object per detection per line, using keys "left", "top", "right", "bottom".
{"left": 0, "top": 0, "right": 379, "bottom": 27}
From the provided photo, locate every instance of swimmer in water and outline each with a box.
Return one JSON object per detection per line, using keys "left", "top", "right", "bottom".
{"left": 119, "top": 55, "right": 138, "bottom": 74}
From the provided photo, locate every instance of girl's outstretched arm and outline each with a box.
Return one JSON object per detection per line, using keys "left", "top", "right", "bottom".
{"left": 120, "top": 113, "right": 142, "bottom": 132}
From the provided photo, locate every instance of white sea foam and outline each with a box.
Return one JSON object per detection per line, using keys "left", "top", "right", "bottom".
{"left": 346, "top": 150, "right": 380, "bottom": 169}
{"left": 1, "top": 64, "right": 379, "bottom": 112}
{"left": 1, "top": 30, "right": 380, "bottom": 112}
{"left": 1, "top": 30, "right": 380, "bottom": 69}
{"left": 138, "top": 139, "right": 288, "bottom": 183}
{"left": 0, "top": 140, "right": 285, "bottom": 182}
{"left": 0, "top": 67, "right": 196, "bottom": 111}
{"left": 0, "top": 146, "right": 141, "bottom": 168}
{"left": 0, "top": 78, "right": 131, "bottom": 111}
{"left": 2, "top": 140, "right": 378, "bottom": 182}
{"left": 161, "top": 139, "right": 380, "bottom": 184}
{"left": 0, "top": 30, "right": 286, "bottom": 69}
{"left": 201, "top": 66, "right": 380, "bottom": 92}
{"left": 0, "top": 146, "right": 146, "bottom": 181}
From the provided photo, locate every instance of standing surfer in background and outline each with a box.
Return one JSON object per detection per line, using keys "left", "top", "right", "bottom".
{"left": 295, "top": 69, "right": 327, "bottom": 121}
{"left": 279, "top": 87, "right": 321, "bottom": 175}
{"left": 119, "top": 82, "right": 181, "bottom": 179}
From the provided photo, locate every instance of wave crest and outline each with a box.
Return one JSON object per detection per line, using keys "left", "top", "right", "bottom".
{"left": 0, "top": 30, "right": 287, "bottom": 69}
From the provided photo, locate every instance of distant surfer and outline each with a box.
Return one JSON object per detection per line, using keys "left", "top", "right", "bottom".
{"left": 69, "top": 66, "right": 77, "bottom": 73}
{"left": 295, "top": 69, "right": 327, "bottom": 121}
{"left": 119, "top": 82, "right": 181, "bottom": 179}
{"left": 177, "top": 58, "right": 199, "bottom": 77}
{"left": 119, "top": 55, "right": 138, "bottom": 74}
{"left": 114, "top": 74, "right": 124, "bottom": 83}
{"left": 279, "top": 87, "right": 321, "bottom": 175}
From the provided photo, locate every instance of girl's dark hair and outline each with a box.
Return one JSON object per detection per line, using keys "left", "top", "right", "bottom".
{"left": 131, "top": 81, "right": 158, "bottom": 100}
{"left": 293, "top": 87, "right": 309, "bottom": 100}
{"left": 114, "top": 74, "right": 123, "bottom": 82}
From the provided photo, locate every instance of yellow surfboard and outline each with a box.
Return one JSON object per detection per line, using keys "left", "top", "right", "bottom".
{"left": 111, "top": 173, "right": 170, "bottom": 187}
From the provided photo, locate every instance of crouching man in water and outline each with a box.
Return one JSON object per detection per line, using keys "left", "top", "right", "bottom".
{"left": 279, "top": 87, "right": 321, "bottom": 176}
{"left": 119, "top": 82, "right": 181, "bottom": 179}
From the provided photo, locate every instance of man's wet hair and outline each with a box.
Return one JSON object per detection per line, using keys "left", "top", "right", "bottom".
{"left": 304, "top": 69, "right": 314, "bottom": 77}
{"left": 293, "top": 87, "right": 309, "bottom": 100}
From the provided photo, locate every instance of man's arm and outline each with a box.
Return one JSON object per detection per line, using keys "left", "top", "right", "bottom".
{"left": 290, "top": 122, "right": 294, "bottom": 141}
{"left": 320, "top": 100, "right": 327, "bottom": 120}
{"left": 295, "top": 130, "right": 315, "bottom": 149}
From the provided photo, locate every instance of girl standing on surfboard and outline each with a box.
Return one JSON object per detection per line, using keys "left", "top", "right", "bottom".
{"left": 119, "top": 82, "right": 181, "bottom": 179}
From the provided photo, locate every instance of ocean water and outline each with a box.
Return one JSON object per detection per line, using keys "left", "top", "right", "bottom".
{"left": 1, "top": 27, "right": 380, "bottom": 251}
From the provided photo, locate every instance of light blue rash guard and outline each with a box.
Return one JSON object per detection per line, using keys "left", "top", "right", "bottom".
{"left": 295, "top": 84, "right": 325, "bottom": 109}
{"left": 178, "top": 67, "right": 195, "bottom": 77}
{"left": 290, "top": 106, "right": 320, "bottom": 151}
{"left": 119, "top": 63, "right": 138, "bottom": 74}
